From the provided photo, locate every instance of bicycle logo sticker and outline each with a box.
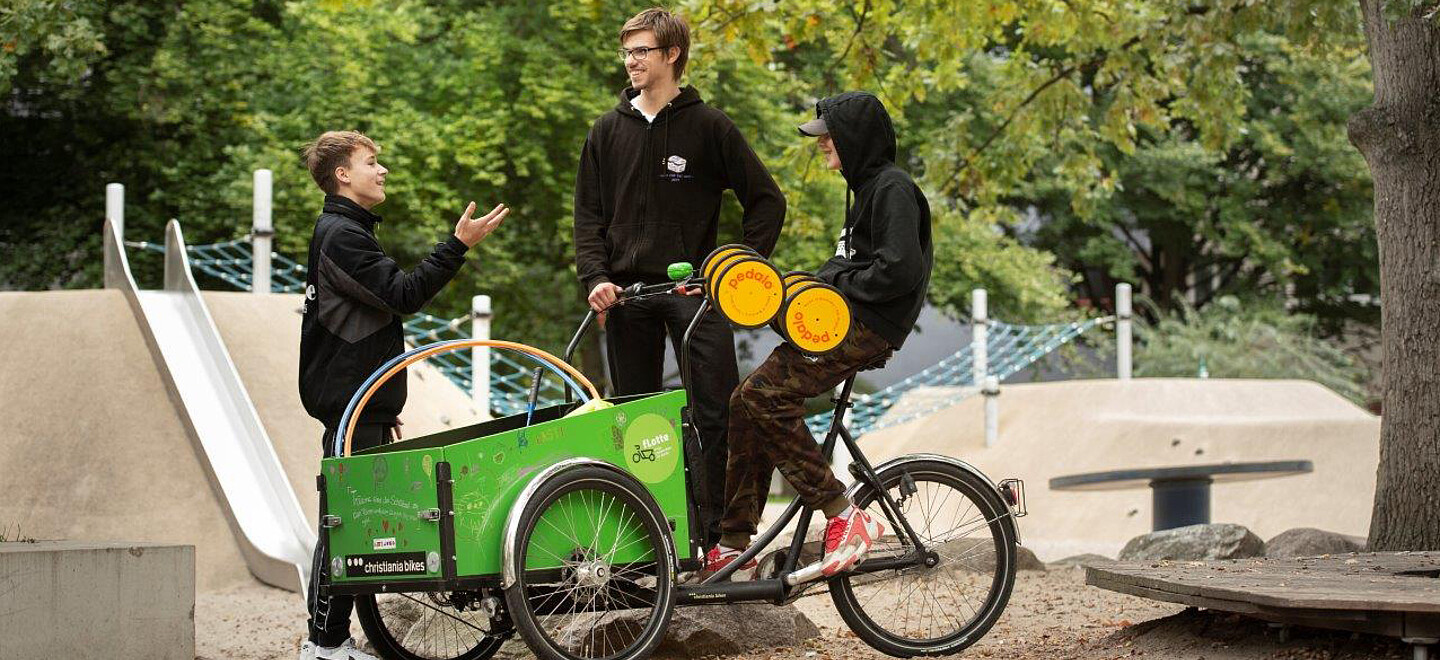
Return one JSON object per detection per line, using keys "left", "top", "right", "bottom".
{"left": 623, "top": 413, "right": 679, "bottom": 483}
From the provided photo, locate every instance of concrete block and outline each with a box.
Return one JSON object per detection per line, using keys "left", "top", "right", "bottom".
{"left": 0, "top": 541, "right": 195, "bottom": 659}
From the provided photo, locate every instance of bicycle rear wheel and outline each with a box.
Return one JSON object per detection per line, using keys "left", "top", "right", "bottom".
{"left": 829, "top": 458, "right": 1017, "bottom": 657}
{"left": 355, "top": 590, "right": 504, "bottom": 660}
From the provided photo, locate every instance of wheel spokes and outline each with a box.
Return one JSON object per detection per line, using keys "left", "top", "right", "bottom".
{"left": 523, "top": 485, "right": 664, "bottom": 659}
{"left": 843, "top": 475, "right": 1003, "bottom": 644}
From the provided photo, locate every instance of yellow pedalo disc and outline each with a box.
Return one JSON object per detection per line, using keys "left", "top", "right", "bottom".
{"left": 781, "top": 281, "right": 851, "bottom": 355}
{"left": 701, "top": 244, "right": 756, "bottom": 282}
{"left": 782, "top": 271, "right": 818, "bottom": 292}
{"left": 710, "top": 257, "right": 784, "bottom": 328}
{"left": 774, "top": 272, "right": 820, "bottom": 333}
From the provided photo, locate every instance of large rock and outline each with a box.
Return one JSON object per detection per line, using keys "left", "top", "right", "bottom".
{"left": 1118, "top": 523, "right": 1265, "bottom": 561}
{"left": 655, "top": 603, "right": 819, "bottom": 657}
{"left": 1049, "top": 553, "right": 1114, "bottom": 568}
{"left": 399, "top": 608, "right": 494, "bottom": 657}
{"left": 934, "top": 537, "right": 1046, "bottom": 573}
{"left": 558, "top": 603, "right": 819, "bottom": 658}
{"left": 1265, "top": 527, "right": 1366, "bottom": 558}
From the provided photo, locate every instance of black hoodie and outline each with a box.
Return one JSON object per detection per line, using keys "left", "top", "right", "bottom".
{"left": 298, "top": 195, "right": 469, "bottom": 428}
{"left": 574, "top": 86, "right": 786, "bottom": 290}
{"left": 812, "top": 92, "right": 933, "bottom": 348}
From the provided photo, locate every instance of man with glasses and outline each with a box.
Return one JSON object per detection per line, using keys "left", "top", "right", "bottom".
{"left": 573, "top": 7, "right": 785, "bottom": 548}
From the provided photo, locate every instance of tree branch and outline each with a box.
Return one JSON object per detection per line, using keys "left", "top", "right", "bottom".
{"left": 939, "top": 59, "right": 1087, "bottom": 195}
{"left": 829, "top": 0, "right": 871, "bottom": 74}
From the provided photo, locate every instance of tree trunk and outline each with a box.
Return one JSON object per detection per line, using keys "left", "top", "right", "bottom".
{"left": 1347, "top": 0, "right": 1440, "bottom": 551}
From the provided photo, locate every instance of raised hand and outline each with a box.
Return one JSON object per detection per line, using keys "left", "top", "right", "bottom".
{"left": 454, "top": 202, "right": 509, "bottom": 247}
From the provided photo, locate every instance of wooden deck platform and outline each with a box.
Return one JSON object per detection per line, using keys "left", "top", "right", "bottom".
{"left": 1086, "top": 552, "right": 1440, "bottom": 640}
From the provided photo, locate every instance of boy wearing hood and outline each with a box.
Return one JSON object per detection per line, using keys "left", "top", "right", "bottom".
{"left": 706, "top": 92, "right": 932, "bottom": 578}
{"left": 573, "top": 8, "right": 786, "bottom": 545}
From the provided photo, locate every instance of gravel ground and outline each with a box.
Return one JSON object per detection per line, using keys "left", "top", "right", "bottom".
{"left": 197, "top": 566, "right": 1410, "bottom": 660}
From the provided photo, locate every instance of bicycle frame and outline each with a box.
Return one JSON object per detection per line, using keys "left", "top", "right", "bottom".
{"left": 559, "top": 288, "right": 936, "bottom": 605}
{"left": 685, "top": 375, "right": 934, "bottom": 601}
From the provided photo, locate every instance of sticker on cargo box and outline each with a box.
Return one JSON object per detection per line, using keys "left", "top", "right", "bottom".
{"left": 624, "top": 413, "right": 679, "bottom": 484}
{"left": 373, "top": 537, "right": 397, "bottom": 550}
{"left": 345, "top": 552, "right": 430, "bottom": 577}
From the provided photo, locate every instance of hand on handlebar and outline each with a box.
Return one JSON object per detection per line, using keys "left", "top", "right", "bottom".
{"left": 588, "top": 282, "right": 623, "bottom": 312}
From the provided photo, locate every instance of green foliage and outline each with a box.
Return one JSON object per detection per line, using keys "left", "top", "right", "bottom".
{"left": 1, "top": 0, "right": 1379, "bottom": 357}
{"left": 0, "top": 0, "right": 108, "bottom": 97}
{"left": 1135, "top": 295, "right": 1369, "bottom": 404}
{"left": 0, "top": 0, "right": 653, "bottom": 355}
{"left": 683, "top": 0, "right": 1374, "bottom": 327}
{"left": 1019, "top": 34, "right": 1377, "bottom": 330}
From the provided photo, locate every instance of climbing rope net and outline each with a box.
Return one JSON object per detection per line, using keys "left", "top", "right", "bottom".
{"left": 129, "top": 238, "right": 308, "bottom": 293}
{"left": 126, "top": 238, "right": 548, "bottom": 416}
{"left": 127, "top": 237, "right": 1108, "bottom": 427}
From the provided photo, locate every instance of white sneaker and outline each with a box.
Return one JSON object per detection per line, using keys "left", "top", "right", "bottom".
{"left": 299, "top": 638, "right": 379, "bottom": 660}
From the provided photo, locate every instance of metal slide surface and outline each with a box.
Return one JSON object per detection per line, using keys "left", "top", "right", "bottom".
{"left": 105, "top": 218, "right": 315, "bottom": 592}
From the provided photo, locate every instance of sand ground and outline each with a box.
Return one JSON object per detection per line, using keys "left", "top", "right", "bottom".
{"left": 196, "top": 566, "right": 1409, "bottom": 660}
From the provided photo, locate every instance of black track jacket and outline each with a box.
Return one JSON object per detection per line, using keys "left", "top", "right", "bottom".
{"left": 574, "top": 86, "right": 785, "bottom": 290}
{"left": 812, "top": 92, "right": 933, "bottom": 348}
{"left": 299, "top": 195, "right": 469, "bottom": 428}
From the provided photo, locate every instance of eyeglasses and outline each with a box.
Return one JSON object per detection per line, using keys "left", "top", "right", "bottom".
{"left": 618, "top": 45, "right": 670, "bottom": 62}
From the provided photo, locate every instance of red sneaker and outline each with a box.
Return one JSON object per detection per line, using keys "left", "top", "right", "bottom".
{"left": 820, "top": 509, "right": 885, "bottom": 576}
{"left": 698, "top": 545, "right": 757, "bottom": 581}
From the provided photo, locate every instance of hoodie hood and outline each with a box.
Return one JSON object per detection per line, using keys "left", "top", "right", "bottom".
{"left": 810, "top": 92, "right": 896, "bottom": 190}
{"left": 616, "top": 85, "right": 705, "bottom": 121}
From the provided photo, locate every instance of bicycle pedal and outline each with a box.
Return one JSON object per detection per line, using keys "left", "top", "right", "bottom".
{"left": 784, "top": 561, "right": 826, "bottom": 586}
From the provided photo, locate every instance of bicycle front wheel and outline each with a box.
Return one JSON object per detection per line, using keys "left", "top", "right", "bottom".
{"left": 503, "top": 465, "right": 675, "bottom": 660}
{"left": 829, "top": 458, "right": 1017, "bottom": 657}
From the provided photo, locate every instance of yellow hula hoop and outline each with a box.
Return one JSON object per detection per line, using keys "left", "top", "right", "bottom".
{"left": 342, "top": 339, "right": 600, "bottom": 457}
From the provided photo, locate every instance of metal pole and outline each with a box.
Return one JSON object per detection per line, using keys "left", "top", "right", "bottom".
{"left": 971, "top": 289, "right": 988, "bottom": 386}
{"left": 106, "top": 183, "right": 125, "bottom": 241}
{"left": 472, "top": 295, "right": 492, "bottom": 419}
{"left": 982, "top": 376, "right": 1000, "bottom": 447}
{"left": 1116, "top": 283, "right": 1133, "bottom": 380}
{"left": 104, "top": 184, "right": 125, "bottom": 289}
{"left": 252, "top": 169, "right": 274, "bottom": 294}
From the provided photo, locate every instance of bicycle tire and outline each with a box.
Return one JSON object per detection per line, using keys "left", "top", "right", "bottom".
{"left": 829, "top": 459, "right": 1017, "bottom": 657}
{"left": 503, "top": 465, "right": 676, "bottom": 660}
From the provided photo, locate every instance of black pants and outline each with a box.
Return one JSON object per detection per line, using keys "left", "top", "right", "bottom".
{"left": 605, "top": 293, "right": 738, "bottom": 544}
{"left": 308, "top": 422, "right": 392, "bottom": 647}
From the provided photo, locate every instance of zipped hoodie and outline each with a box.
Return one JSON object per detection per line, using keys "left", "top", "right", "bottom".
{"left": 574, "top": 86, "right": 785, "bottom": 289}
{"left": 299, "top": 195, "right": 469, "bottom": 428}
{"left": 812, "top": 92, "right": 933, "bottom": 348}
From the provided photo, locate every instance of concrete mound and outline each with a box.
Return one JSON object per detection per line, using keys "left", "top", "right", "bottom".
{"left": 860, "top": 379, "right": 1379, "bottom": 561}
{"left": 0, "top": 289, "right": 483, "bottom": 589}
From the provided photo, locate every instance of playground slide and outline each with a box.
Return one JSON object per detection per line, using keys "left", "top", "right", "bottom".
{"left": 104, "top": 218, "right": 315, "bottom": 593}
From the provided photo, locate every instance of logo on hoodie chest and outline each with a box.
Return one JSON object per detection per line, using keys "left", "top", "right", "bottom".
{"left": 835, "top": 226, "right": 856, "bottom": 259}
{"left": 660, "top": 155, "right": 693, "bottom": 182}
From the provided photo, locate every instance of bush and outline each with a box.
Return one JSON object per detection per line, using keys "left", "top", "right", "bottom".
{"left": 1135, "top": 295, "right": 1369, "bottom": 404}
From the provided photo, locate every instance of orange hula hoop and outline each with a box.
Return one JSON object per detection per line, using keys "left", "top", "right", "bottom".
{"left": 342, "top": 339, "right": 600, "bottom": 457}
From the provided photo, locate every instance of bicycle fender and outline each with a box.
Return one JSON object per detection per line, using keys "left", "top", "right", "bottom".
{"left": 845, "top": 453, "right": 1022, "bottom": 546}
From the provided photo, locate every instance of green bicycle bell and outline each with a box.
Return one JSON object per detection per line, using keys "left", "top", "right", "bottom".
{"left": 667, "top": 261, "right": 694, "bottom": 281}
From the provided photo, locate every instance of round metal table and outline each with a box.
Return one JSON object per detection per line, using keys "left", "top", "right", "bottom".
{"left": 1049, "top": 460, "right": 1314, "bottom": 531}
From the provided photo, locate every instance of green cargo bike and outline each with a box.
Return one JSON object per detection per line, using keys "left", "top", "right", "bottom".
{"left": 317, "top": 262, "right": 1028, "bottom": 660}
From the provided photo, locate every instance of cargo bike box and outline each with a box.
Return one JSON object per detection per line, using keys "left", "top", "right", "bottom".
{"left": 320, "top": 389, "right": 697, "bottom": 591}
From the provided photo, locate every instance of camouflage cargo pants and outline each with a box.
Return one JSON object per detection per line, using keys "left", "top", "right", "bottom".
{"left": 719, "top": 319, "right": 894, "bottom": 543}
